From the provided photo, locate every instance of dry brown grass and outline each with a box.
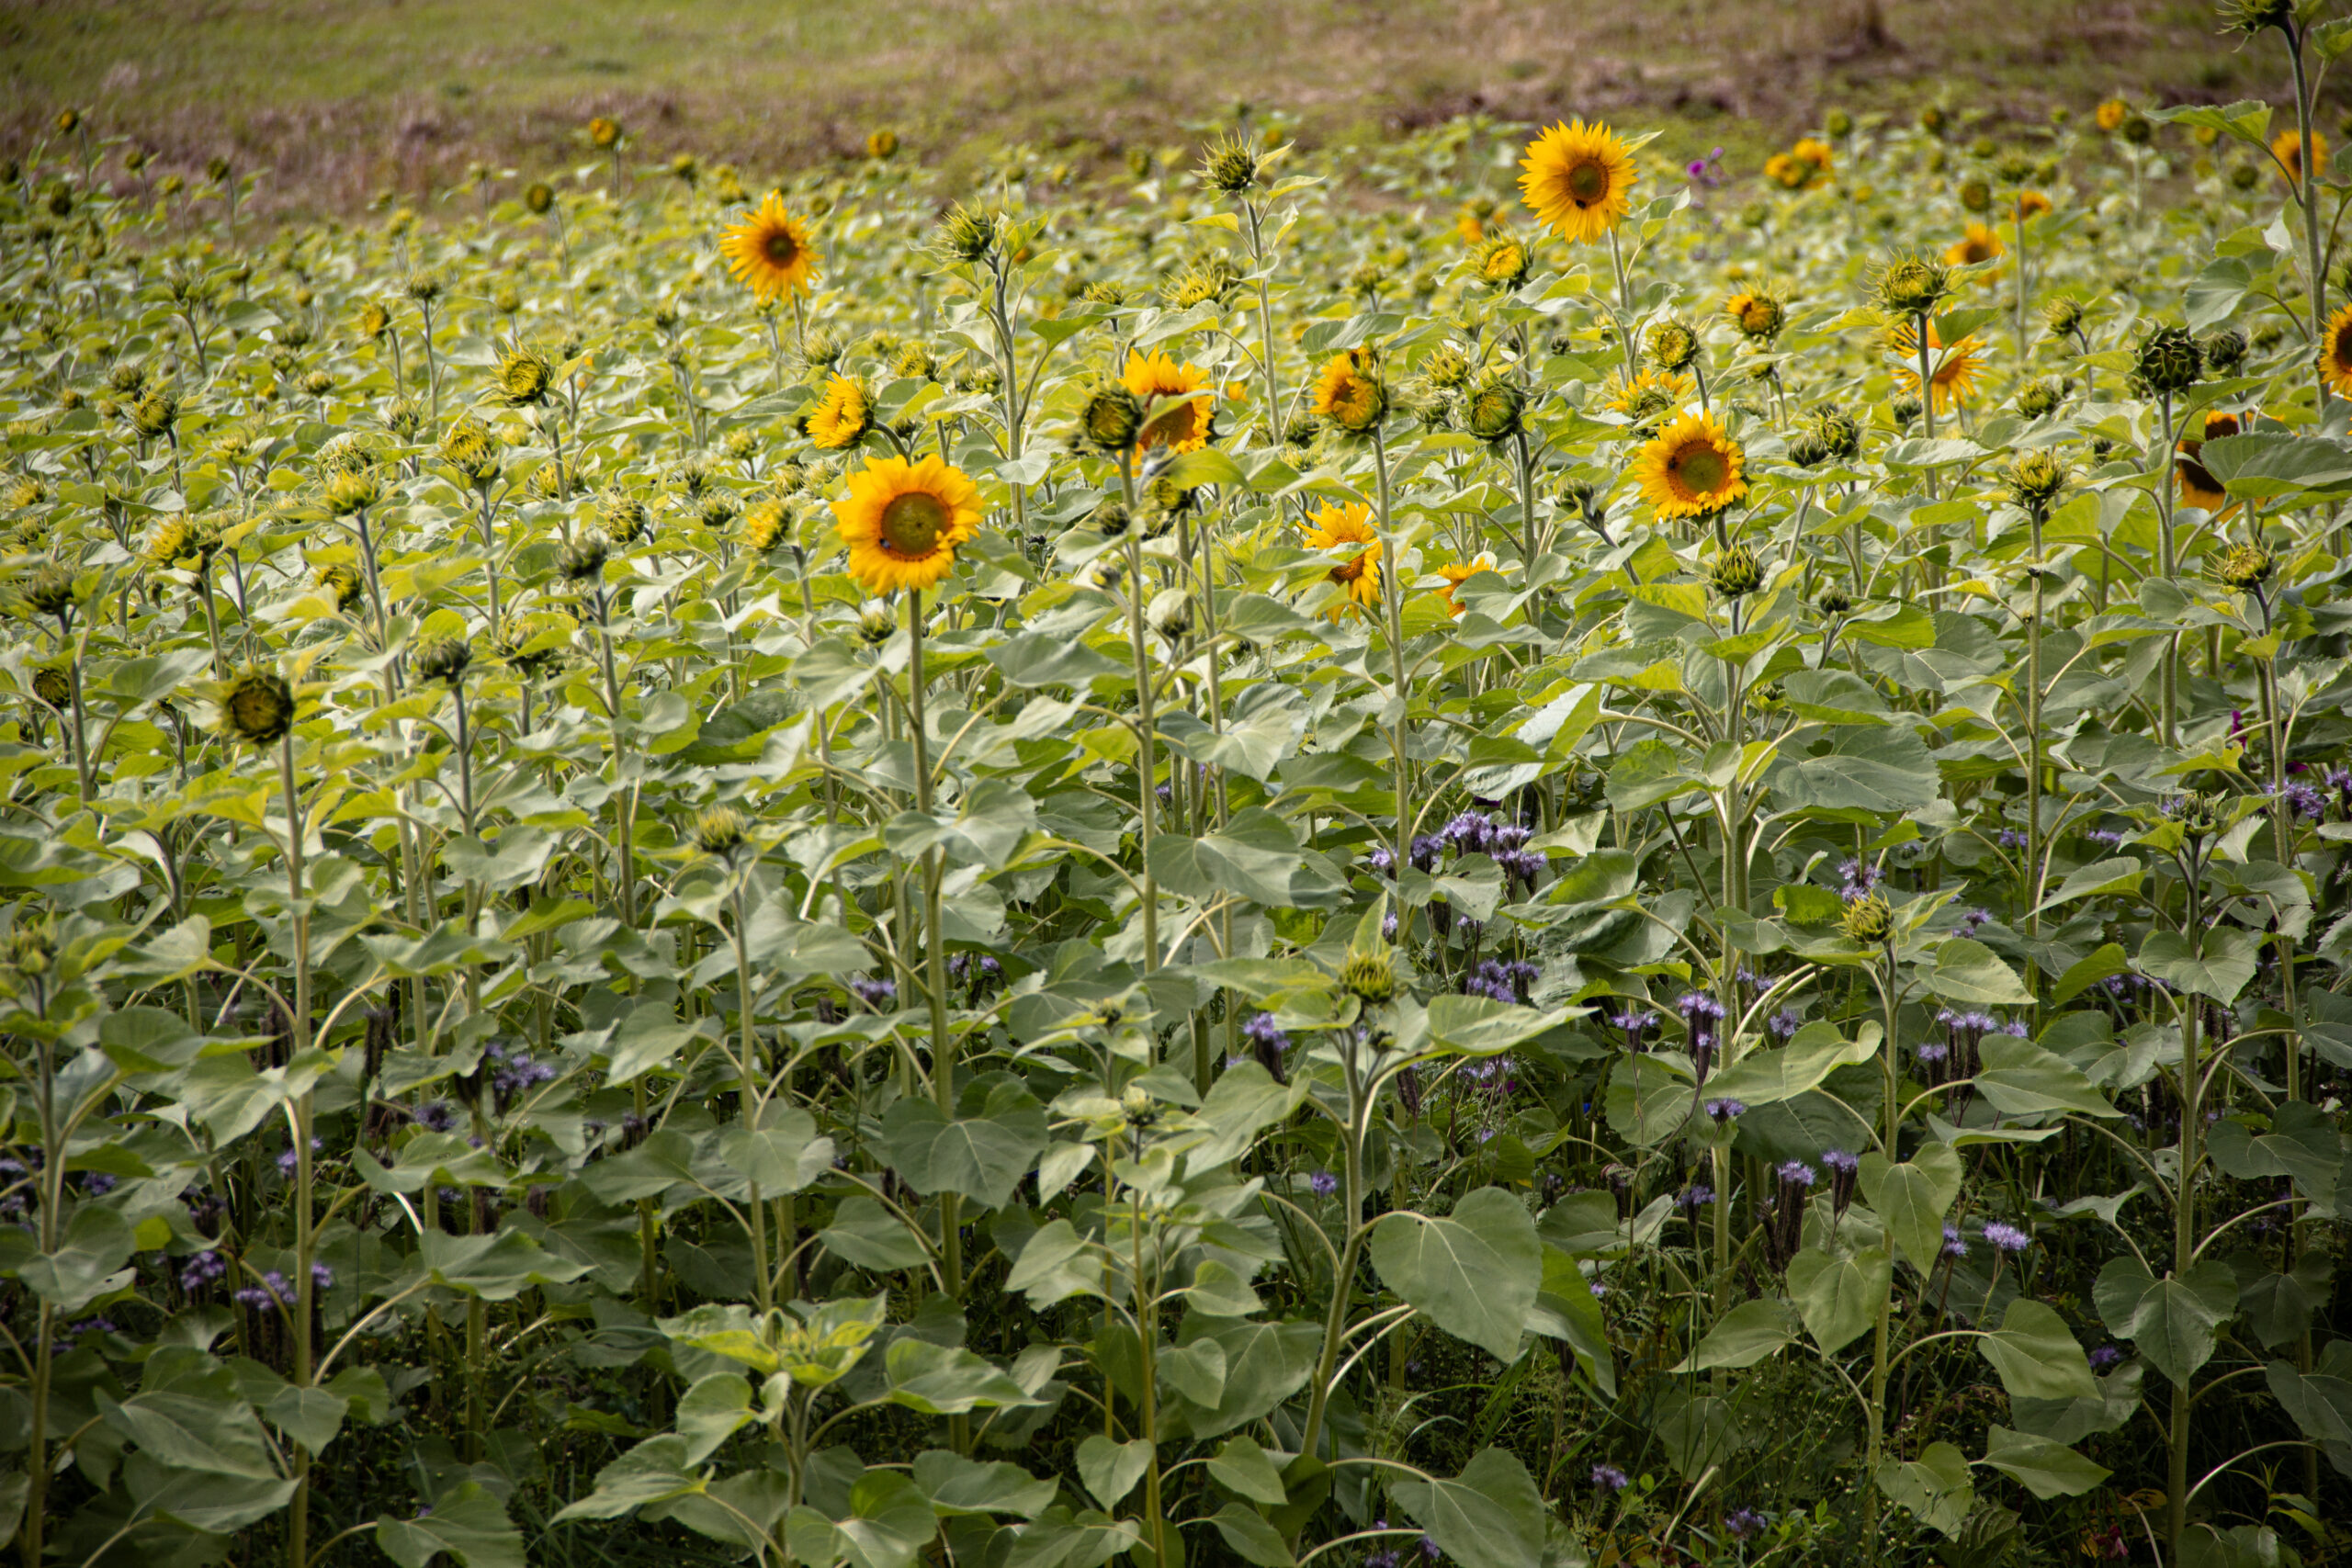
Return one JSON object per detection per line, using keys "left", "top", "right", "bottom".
{"left": 0, "top": 0, "right": 2294, "bottom": 212}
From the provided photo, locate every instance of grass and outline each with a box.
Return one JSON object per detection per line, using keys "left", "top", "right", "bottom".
{"left": 0, "top": 0, "right": 2306, "bottom": 212}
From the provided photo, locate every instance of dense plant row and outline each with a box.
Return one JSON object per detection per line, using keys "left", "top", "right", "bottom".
{"left": 5, "top": 8, "right": 2352, "bottom": 1567}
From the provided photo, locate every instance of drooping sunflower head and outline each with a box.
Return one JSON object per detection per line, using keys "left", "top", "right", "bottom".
{"left": 1945, "top": 222, "right": 2005, "bottom": 266}
{"left": 1312, "top": 349, "right": 1387, "bottom": 434}
{"left": 802, "top": 375, "right": 871, "bottom": 451}
{"left": 831, "top": 454, "right": 984, "bottom": 597}
{"left": 1634, "top": 412, "right": 1748, "bottom": 520}
{"left": 1121, "top": 351, "right": 1216, "bottom": 454}
{"left": 2273, "top": 129, "right": 2330, "bottom": 189}
{"left": 1519, "top": 118, "right": 1637, "bottom": 244}
{"left": 220, "top": 666, "right": 296, "bottom": 748}
{"left": 1301, "top": 502, "right": 1382, "bottom": 618}
{"left": 2319, "top": 306, "right": 2352, "bottom": 398}
{"left": 720, "top": 192, "right": 821, "bottom": 303}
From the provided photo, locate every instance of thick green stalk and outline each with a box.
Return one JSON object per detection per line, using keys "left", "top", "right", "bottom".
{"left": 1373, "top": 430, "right": 1409, "bottom": 875}
{"left": 1118, "top": 454, "right": 1161, "bottom": 979}
{"left": 908, "top": 593, "right": 966, "bottom": 1450}
{"left": 279, "top": 728, "right": 316, "bottom": 1568}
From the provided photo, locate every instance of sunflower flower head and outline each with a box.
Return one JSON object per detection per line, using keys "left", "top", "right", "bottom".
{"left": 1302, "top": 501, "right": 1382, "bottom": 619}
{"left": 1199, "top": 132, "right": 1269, "bottom": 195}
{"left": 2095, "top": 99, "right": 2128, "bottom": 133}
{"left": 1606, "top": 367, "right": 1694, "bottom": 428}
{"left": 1121, "top": 351, "right": 1219, "bottom": 454}
{"left": 1634, "top": 412, "right": 1748, "bottom": 520}
{"left": 1945, "top": 222, "right": 2006, "bottom": 266}
{"left": 1520, "top": 118, "right": 1638, "bottom": 244}
{"left": 1709, "top": 543, "right": 1764, "bottom": 600}
{"left": 2273, "top": 129, "right": 2329, "bottom": 190}
{"left": 221, "top": 667, "right": 296, "bottom": 748}
{"left": 1438, "top": 552, "right": 1500, "bottom": 615}
{"left": 1474, "top": 232, "right": 1531, "bottom": 288}
{"left": 1875, "top": 254, "right": 1952, "bottom": 317}
{"left": 1645, "top": 316, "right": 1702, "bottom": 373}
{"left": 1464, "top": 375, "right": 1526, "bottom": 443}
{"left": 1724, "top": 288, "right": 1786, "bottom": 342}
{"left": 721, "top": 193, "right": 821, "bottom": 302}
{"left": 831, "top": 454, "right": 984, "bottom": 596}
{"left": 2319, "top": 305, "right": 2352, "bottom": 398}
{"left": 1079, "top": 382, "right": 1144, "bottom": 453}
{"left": 742, "top": 499, "right": 794, "bottom": 554}
{"left": 802, "top": 376, "right": 871, "bottom": 451}
{"left": 2132, "top": 324, "right": 2203, "bottom": 397}
{"left": 938, "top": 203, "right": 1003, "bottom": 264}
{"left": 1312, "top": 349, "right": 1387, "bottom": 434}
{"left": 1805, "top": 408, "right": 1862, "bottom": 464}
{"left": 496, "top": 344, "right": 555, "bottom": 408}
{"left": 1888, "top": 320, "right": 1986, "bottom": 413}
{"left": 2002, "top": 451, "right": 2069, "bottom": 515}
{"left": 2215, "top": 541, "right": 2276, "bottom": 591}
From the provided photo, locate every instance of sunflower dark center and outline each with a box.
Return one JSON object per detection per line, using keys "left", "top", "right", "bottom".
{"left": 1330, "top": 554, "right": 1367, "bottom": 584}
{"left": 763, "top": 229, "right": 799, "bottom": 265}
{"left": 1566, "top": 159, "right": 1610, "bottom": 205}
{"left": 880, "top": 491, "right": 950, "bottom": 555}
{"left": 2333, "top": 332, "right": 2352, "bottom": 372}
{"left": 1673, "top": 445, "right": 1727, "bottom": 495}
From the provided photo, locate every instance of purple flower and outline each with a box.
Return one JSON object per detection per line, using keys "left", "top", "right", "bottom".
{"left": 1611, "top": 1010, "right": 1658, "bottom": 1050}
{"left": 79, "top": 1172, "right": 117, "bottom": 1196}
{"left": 2083, "top": 828, "right": 2126, "bottom": 848}
{"left": 2089, "top": 1345, "right": 2121, "bottom": 1370}
{"left": 1678, "top": 1184, "right": 1713, "bottom": 1210}
{"left": 1960, "top": 908, "right": 1992, "bottom": 933}
{"left": 1776, "top": 1161, "right": 1816, "bottom": 1188}
{"left": 1767, "top": 1007, "right": 1804, "bottom": 1040}
{"left": 1590, "top": 1463, "right": 1630, "bottom": 1494}
{"left": 417, "top": 1100, "right": 458, "bottom": 1134}
{"left": 1704, "top": 1098, "right": 1745, "bottom": 1122}
{"left": 1309, "top": 1170, "right": 1339, "bottom": 1197}
{"left": 1368, "top": 846, "right": 1396, "bottom": 875}
{"left": 311, "top": 1261, "right": 335, "bottom": 1292}
{"left": 1982, "top": 1221, "right": 2031, "bottom": 1253}
{"left": 1838, "top": 858, "right": 1881, "bottom": 899}
{"left": 1725, "top": 1507, "right": 1769, "bottom": 1540}
{"left": 850, "top": 976, "right": 897, "bottom": 1010}
{"left": 1941, "top": 1224, "right": 1968, "bottom": 1259}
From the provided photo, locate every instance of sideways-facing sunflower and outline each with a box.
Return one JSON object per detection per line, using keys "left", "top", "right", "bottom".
{"left": 1438, "top": 552, "right": 1500, "bottom": 616}
{"left": 831, "top": 455, "right": 984, "bottom": 596}
{"left": 719, "top": 192, "right": 822, "bottom": 302}
{"left": 2177, "top": 412, "right": 2242, "bottom": 517}
{"left": 1302, "top": 501, "right": 1382, "bottom": 618}
{"left": 1945, "top": 222, "right": 2006, "bottom": 266}
{"left": 1605, "top": 367, "right": 1695, "bottom": 426}
{"left": 1312, "top": 350, "right": 1386, "bottom": 433}
{"left": 1634, "top": 412, "right": 1748, "bottom": 520}
{"left": 1886, "top": 320, "right": 1986, "bottom": 413}
{"left": 2319, "top": 304, "right": 2352, "bottom": 398}
{"left": 1122, "top": 350, "right": 1220, "bottom": 454}
{"left": 1724, "top": 288, "right": 1786, "bottom": 343}
{"left": 803, "top": 375, "right": 870, "bottom": 450}
{"left": 1519, "top": 118, "right": 1636, "bottom": 244}
{"left": 2015, "top": 190, "right": 2052, "bottom": 222}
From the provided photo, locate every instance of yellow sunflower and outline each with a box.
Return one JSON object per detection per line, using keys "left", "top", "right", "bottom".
{"left": 1438, "top": 552, "right": 1499, "bottom": 616}
{"left": 1122, "top": 350, "right": 1217, "bottom": 454}
{"left": 1791, "top": 138, "right": 1834, "bottom": 174}
{"left": 805, "top": 375, "right": 870, "bottom": 450}
{"left": 1302, "top": 502, "right": 1382, "bottom": 619}
{"left": 1311, "top": 350, "right": 1386, "bottom": 433}
{"left": 2176, "top": 412, "right": 2240, "bottom": 519}
{"left": 1724, "top": 290, "right": 1784, "bottom": 341}
{"left": 1946, "top": 222, "right": 2006, "bottom": 265}
{"left": 831, "top": 454, "right": 984, "bottom": 596}
{"left": 2320, "top": 305, "right": 2352, "bottom": 397}
{"left": 1887, "top": 320, "right": 1986, "bottom": 413}
{"left": 1519, "top": 119, "right": 1637, "bottom": 244}
{"left": 1605, "top": 367, "right": 1695, "bottom": 423}
{"left": 2015, "top": 190, "right": 2052, "bottom": 222}
{"left": 2095, "top": 99, "right": 2127, "bottom": 133}
{"left": 1633, "top": 412, "right": 1748, "bottom": 520}
{"left": 2274, "top": 129, "right": 2330, "bottom": 190}
{"left": 719, "top": 192, "right": 821, "bottom": 302}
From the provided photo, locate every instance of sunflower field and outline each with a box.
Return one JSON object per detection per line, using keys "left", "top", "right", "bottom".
{"left": 7, "top": 7, "right": 2352, "bottom": 1567}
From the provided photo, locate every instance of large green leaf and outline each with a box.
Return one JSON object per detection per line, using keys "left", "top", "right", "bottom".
{"left": 424, "top": 1228, "right": 591, "bottom": 1300}
{"left": 1671, "top": 1296, "right": 1800, "bottom": 1371}
{"left": 1370, "top": 1188, "right": 1542, "bottom": 1362}
{"left": 376, "top": 1483, "right": 526, "bottom": 1568}
{"left": 2136, "top": 929, "right": 2261, "bottom": 1002}
{"left": 1875, "top": 1441, "right": 1973, "bottom": 1538}
{"left": 880, "top": 1075, "right": 1048, "bottom": 1208}
{"left": 1786, "top": 1246, "right": 1892, "bottom": 1355}
{"left": 2096, "top": 1256, "right": 2237, "bottom": 1384}
{"left": 1973, "top": 1034, "right": 2117, "bottom": 1119}
{"left": 1975, "top": 1427, "right": 2110, "bottom": 1499}
{"left": 1705, "top": 1022, "right": 1874, "bottom": 1107}
{"left": 1977, "top": 1300, "right": 2099, "bottom": 1401}
{"left": 2264, "top": 1359, "right": 2352, "bottom": 1477}
{"left": 1860, "top": 1143, "right": 1962, "bottom": 1272}
{"left": 550, "top": 1436, "right": 705, "bottom": 1521}
{"left": 1390, "top": 1449, "right": 1544, "bottom": 1568}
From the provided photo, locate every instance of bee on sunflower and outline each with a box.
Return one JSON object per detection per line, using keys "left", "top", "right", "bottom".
{"left": 831, "top": 455, "right": 984, "bottom": 596}
{"left": 1633, "top": 412, "right": 1748, "bottom": 520}
{"left": 720, "top": 192, "right": 822, "bottom": 302}
{"left": 1519, "top": 119, "right": 1637, "bottom": 244}
{"left": 1302, "top": 502, "right": 1383, "bottom": 620}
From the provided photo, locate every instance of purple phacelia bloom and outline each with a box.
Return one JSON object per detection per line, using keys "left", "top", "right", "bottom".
{"left": 1982, "top": 1221, "right": 2031, "bottom": 1253}
{"left": 1309, "top": 1170, "right": 1339, "bottom": 1197}
{"left": 1590, "top": 1464, "right": 1630, "bottom": 1494}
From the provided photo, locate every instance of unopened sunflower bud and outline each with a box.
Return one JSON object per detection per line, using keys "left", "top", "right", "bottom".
{"left": 20, "top": 563, "right": 77, "bottom": 619}
{"left": 742, "top": 499, "right": 792, "bottom": 553}
{"left": 939, "top": 203, "right": 1000, "bottom": 263}
{"left": 1341, "top": 948, "right": 1398, "bottom": 1007}
{"left": 1199, "top": 133, "right": 1264, "bottom": 195}
{"left": 2134, "top": 324, "right": 2202, "bottom": 395}
{"left": 412, "top": 636, "right": 471, "bottom": 686}
{"left": 2216, "top": 542, "right": 2275, "bottom": 590}
{"left": 1842, "top": 891, "right": 1894, "bottom": 944}
{"left": 2200, "top": 327, "right": 2248, "bottom": 375}
{"left": 1148, "top": 588, "right": 1193, "bottom": 639}
{"left": 1464, "top": 376, "right": 1526, "bottom": 443}
{"left": 1080, "top": 383, "right": 1144, "bottom": 452}
{"left": 2003, "top": 450, "right": 2068, "bottom": 513}
{"left": 325, "top": 467, "right": 382, "bottom": 515}
{"left": 318, "top": 563, "right": 364, "bottom": 611}
{"left": 1816, "top": 586, "right": 1852, "bottom": 616}
{"left": 1710, "top": 544, "right": 1763, "bottom": 599}
{"left": 441, "top": 415, "right": 502, "bottom": 483}
{"left": 1645, "top": 316, "right": 1701, "bottom": 373}
{"left": 496, "top": 346, "right": 554, "bottom": 407}
{"left": 856, "top": 604, "right": 897, "bottom": 645}
{"left": 556, "top": 534, "right": 610, "bottom": 583}
{"left": 1875, "top": 255, "right": 1951, "bottom": 316}
{"left": 1423, "top": 344, "right": 1472, "bottom": 391}
{"left": 30, "top": 667, "right": 70, "bottom": 709}
{"left": 694, "top": 805, "right": 750, "bottom": 858}
{"left": 222, "top": 667, "right": 296, "bottom": 746}
{"left": 598, "top": 491, "right": 647, "bottom": 544}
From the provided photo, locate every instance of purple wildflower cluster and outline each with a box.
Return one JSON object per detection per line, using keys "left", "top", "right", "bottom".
{"left": 1590, "top": 1463, "right": 1631, "bottom": 1494}
{"left": 1678, "top": 991, "right": 1727, "bottom": 1080}
{"left": 1838, "top": 858, "right": 1882, "bottom": 903}
{"left": 234, "top": 1262, "right": 334, "bottom": 1315}
{"left": 1724, "top": 1507, "right": 1769, "bottom": 1540}
{"left": 1761, "top": 1160, "right": 1815, "bottom": 1269}
{"left": 1821, "top": 1148, "right": 1860, "bottom": 1214}
{"left": 1244, "top": 1011, "right": 1292, "bottom": 1083}
{"left": 276, "top": 1135, "right": 322, "bottom": 1176}
{"left": 180, "top": 1250, "right": 228, "bottom": 1292}
{"left": 417, "top": 1100, "right": 458, "bottom": 1133}
{"left": 849, "top": 976, "right": 897, "bottom": 1010}
{"left": 1442, "top": 811, "right": 1544, "bottom": 893}
{"left": 2272, "top": 778, "right": 2326, "bottom": 821}
{"left": 485, "top": 1041, "right": 558, "bottom": 1111}
{"left": 1611, "top": 1009, "right": 1658, "bottom": 1051}
{"left": 1463, "top": 957, "right": 1539, "bottom": 1005}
